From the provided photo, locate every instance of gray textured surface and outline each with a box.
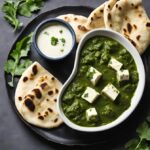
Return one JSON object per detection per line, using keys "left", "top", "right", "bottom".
{"left": 0, "top": 0, "right": 150, "bottom": 150}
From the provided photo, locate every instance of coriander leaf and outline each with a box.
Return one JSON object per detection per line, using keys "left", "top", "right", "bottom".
{"left": 59, "top": 30, "right": 63, "bottom": 34}
{"left": 137, "top": 122, "right": 150, "bottom": 141}
{"left": 18, "top": 0, "right": 45, "bottom": 17}
{"left": 4, "top": 59, "right": 15, "bottom": 74}
{"left": 136, "top": 140, "right": 150, "bottom": 150}
{"left": 125, "top": 138, "right": 150, "bottom": 150}
{"left": 14, "top": 59, "right": 32, "bottom": 76}
{"left": 125, "top": 139, "right": 139, "bottom": 150}
{"left": 18, "top": 2, "right": 32, "bottom": 17}
{"left": 60, "top": 38, "right": 66, "bottom": 43}
{"left": 2, "top": 0, "right": 23, "bottom": 31}
{"left": 147, "top": 116, "right": 150, "bottom": 123}
{"left": 28, "top": 0, "right": 44, "bottom": 12}
{"left": 51, "top": 36, "right": 58, "bottom": 46}
{"left": 4, "top": 33, "right": 33, "bottom": 87}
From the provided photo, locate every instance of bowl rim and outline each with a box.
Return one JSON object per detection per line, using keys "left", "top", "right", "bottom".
{"left": 57, "top": 28, "right": 145, "bottom": 132}
{"left": 33, "top": 18, "right": 76, "bottom": 60}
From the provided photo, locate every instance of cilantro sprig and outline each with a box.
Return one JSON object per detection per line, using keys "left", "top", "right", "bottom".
{"left": 125, "top": 117, "right": 150, "bottom": 150}
{"left": 2, "top": 0, "right": 23, "bottom": 31}
{"left": 4, "top": 33, "right": 33, "bottom": 87}
{"left": 2, "top": 0, "right": 46, "bottom": 31}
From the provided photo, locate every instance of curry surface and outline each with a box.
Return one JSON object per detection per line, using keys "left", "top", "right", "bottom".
{"left": 62, "top": 36, "right": 139, "bottom": 127}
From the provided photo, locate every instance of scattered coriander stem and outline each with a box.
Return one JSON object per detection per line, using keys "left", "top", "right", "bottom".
{"left": 135, "top": 138, "right": 143, "bottom": 150}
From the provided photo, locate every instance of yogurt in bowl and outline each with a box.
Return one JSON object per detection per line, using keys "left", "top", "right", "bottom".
{"left": 33, "top": 19, "right": 76, "bottom": 60}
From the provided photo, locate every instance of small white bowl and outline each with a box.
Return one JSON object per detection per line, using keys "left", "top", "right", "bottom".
{"left": 57, "top": 29, "right": 145, "bottom": 132}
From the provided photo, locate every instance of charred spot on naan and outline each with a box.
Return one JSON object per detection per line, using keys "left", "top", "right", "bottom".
{"left": 32, "top": 64, "right": 38, "bottom": 75}
{"left": 136, "top": 35, "right": 141, "bottom": 41}
{"left": 55, "top": 88, "right": 59, "bottom": 94}
{"left": 45, "top": 111, "right": 49, "bottom": 116}
{"left": 108, "top": 13, "right": 111, "bottom": 20}
{"left": 18, "top": 96, "right": 22, "bottom": 101}
{"left": 128, "top": 38, "right": 137, "bottom": 47}
{"left": 77, "top": 25, "right": 88, "bottom": 32}
{"left": 48, "top": 108, "right": 53, "bottom": 113}
{"left": 51, "top": 77, "right": 55, "bottom": 81}
{"left": 48, "top": 90, "right": 53, "bottom": 95}
{"left": 40, "top": 82, "right": 49, "bottom": 90}
{"left": 23, "top": 76, "right": 28, "bottom": 82}
{"left": 54, "top": 118, "right": 58, "bottom": 123}
{"left": 100, "top": 9, "right": 103, "bottom": 13}
{"left": 25, "top": 94, "right": 34, "bottom": 100}
{"left": 127, "top": 23, "right": 133, "bottom": 33}
{"left": 32, "top": 88, "right": 42, "bottom": 99}
{"left": 146, "top": 22, "right": 150, "bottom": 28}
{"left": 38, "top": 116, "right": 44, "bottom": 120}
{"left": 123, "top": 28, "right": 127, "bottom": 33}
{"left": 24, "top": 98, "right": 35, "bottom": 112}
{"left": 133, "top": 24, "right": 137, "bottom": 30}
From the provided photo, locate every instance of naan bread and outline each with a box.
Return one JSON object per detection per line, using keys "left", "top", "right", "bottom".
{"left": 104, "top": 0, "right": 150, "bottom": 54}
{"left": 57, "top": 14, "right": 89, "bottom": 42}
{"left": 86, "top": 2, "right": 106, "bottom": 29}
{"left": 15, "top": 62, "right": 63, "bottom": 128}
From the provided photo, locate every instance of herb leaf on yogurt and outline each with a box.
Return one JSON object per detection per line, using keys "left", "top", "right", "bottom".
{"left": 59, "top": 30, "right": 63, "bottom": 34}
{"left": 44, "top": 31, "right": 49, "bottom": 35}
{"left": 51, "top": 37, "right": 58, "bottom": 46}
{"left": 60, "top": 49, "right": 64, "bottom": 52}
{"left": 60, "top": 38, "right": 66, "bottom": 46}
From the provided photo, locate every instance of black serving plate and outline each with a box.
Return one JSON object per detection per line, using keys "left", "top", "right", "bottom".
{"left": 5, "top": 6, "right": 150, "bottom": 146}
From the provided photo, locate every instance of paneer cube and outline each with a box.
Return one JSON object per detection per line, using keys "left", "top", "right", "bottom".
{"left": 108, "top": 58, "right": 123, "bottom": 71}
{"left": 86, "top": 107, "right": 98, "bottom": 121}
{"left": 117, "top": 70, "right": 129, "bottom": 82}
{"left": 82, "top": 87, "right": 100, "bottom": 103}
{"left": 102, "top": 84, "right": 120, "bottom": 101}
{"left": 89, "top": 67, "right": 102, "bottom": 86}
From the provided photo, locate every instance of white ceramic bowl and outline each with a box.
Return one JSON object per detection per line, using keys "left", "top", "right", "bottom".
{"left": 57, "top": 29, "right": 145, "bottom": 132}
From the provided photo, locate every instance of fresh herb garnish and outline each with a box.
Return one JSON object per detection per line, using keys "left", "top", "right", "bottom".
{"left": 2, "top": 0, "right": 23, "bottom": 31}
{"left": 84, "top": 93, "right": 88, "bottom": 98}
{"left": 18, "top": 0, "right": 45, "bottom": 17}
{"left": 60, "top": 38, "right": 66, "bottom": 43}
{"left": 59, "top": 30, "right": 63, "bottom": 34}
{"left": 60, "top": 49, "right": 64, "bottom": 52}
{"left": 60, "top": 38, "right": 66, "bottom": 46}
{"left": 86, "top": 69, "right": 96, "bottom": 80}
{"left": 2, "top": 0, "right": 46, "bottom": 31}
{"left": 125, "top": 117, "right": 150, "bottom": 150}
{"left": 4, "top": 33, "right": 33, "bottom": 87}
{"left": 44, "top": 31, "right": 49, "bottom": 35}
{"left": 51, "top": 37, "right": 58, "bottom": 46}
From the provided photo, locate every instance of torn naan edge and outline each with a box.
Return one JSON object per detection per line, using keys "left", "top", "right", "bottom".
{"left": 15, "top": 62, "right": 63, "bottom": 128}
{"left": 86, "top": 2, "right": 106, "bottom": 29}
{"left": 57, "top": 14, "right": 89, "bottom": 42}
{"left": 104, "top": 0, "right": 150, "bottom": 54}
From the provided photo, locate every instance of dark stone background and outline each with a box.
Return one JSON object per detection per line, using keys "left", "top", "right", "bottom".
{"left": 0, "top": 0, "right": 149, "bottom": 150}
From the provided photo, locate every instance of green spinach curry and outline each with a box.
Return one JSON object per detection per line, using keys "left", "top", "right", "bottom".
{"left": 62, "top": 36, "right": 139, "bottom": 127}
